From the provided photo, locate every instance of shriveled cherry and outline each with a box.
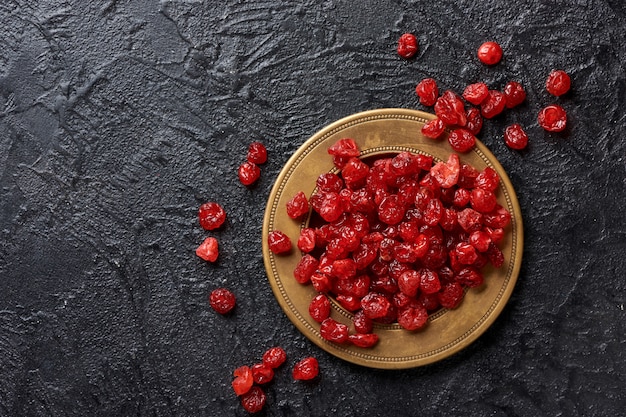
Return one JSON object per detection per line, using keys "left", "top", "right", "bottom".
{"left": 503, "top": 81, "right": 526, "bottom": 108}
{"left": 465, "top": 107, "right": 483, "bottom": 136}
{"left": 504, "top": 124, "right": 529, "bottom": 150}
{"left": 538, "top": 104, "right": 567, "bottom": 132}
{"left": 308, "top": 294, "right": 331, "bottom": 323}
{"left": 477, "top": 41, "right": 503, "bottom": 65}
{"left": 462, "top": 82, "right": 489, "bottom": 105}
{"left": 251, "top": 363, "right": 274, "bottom": 385}
{"left": 397, "top": 33, "right": 418, "bottom": 59}
{"left": 480, "top": 90, "right": 506, "bottom": 119}
{"left": 247, "top": 141, "right": 267, "bottom": 164}
{"left": 435, "top": 90, "right": 467, "bottom": 126}
{"left": 448, "top": 128, "right": 476, "bottom": 153}
{"left": 198, "top": 202, "right": 226, "bottom": 230}
{"left": 209, "top": 288, "right": 236, "bottom": 314}
{"left": 415, "top": 78, "right": 439, "bottom": 106}
{"left": 421, "top": 118, "right": 446, "bottom": 140}
{"left": 348, "top": 333, "right": 379, "bottom": 348}
{"left": 397, "top": 305, "right": 429, "bottom": 331}
{"left": 546, "top": 69, "right": 571, "bottom": 96}
{"left": 232, "top": 365, "right": 253, "bottom": 396}
{"left": 293, "top": 357, "right": 319, "bottom": 381}
{"left": 286, "top": 191, "right": 309, "bottom": 219}
{"left": 196, "top": 237, "right": 219, "bottom": 262}
{"left": 320, "top": 318, "right": 349, "bottom": 343}
{"left": 268, "top": 230, "right": 292, "bottom": 254}
{"left": 240, "top": 386, "right": 266, "bottom": 413}
{"left": 262, "top": 346, "right": 287, "bottom": 369}
{"left": 238, "top": 161, "right": 261, "bottom": 186}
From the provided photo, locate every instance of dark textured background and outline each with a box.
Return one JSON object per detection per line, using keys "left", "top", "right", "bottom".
{"left": 1, "top": 1, "right": 625, "bottom": 416}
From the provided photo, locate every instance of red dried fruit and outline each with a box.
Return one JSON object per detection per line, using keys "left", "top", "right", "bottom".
{"left": 415, "top": 78, "right": 439, "bottom": 106}
{"left": 438, "top": 282, "right": 464, "bottom": 309}
{"left": 470, "top": 187, "right": 497, "bottom": 213}
{"left": 352, "top": 309, "right": 373, "bottom": 334}
{"left": 397, "top": 33, "right": 418, "bottom": 59}
{"left": 247, "top": 141, "right": 267, "bottom": 164}
{"left": 477, "top": 41, "right": 503, "bottom": 65}
{"left": 538, "top": 104, "right": 567, "bottom": 132}
{"left": 360, "top": 292, "right": 392, "bottom": 319}
{"left": 297, "top": 228, "right": 316, "bottom": 253}
{"left": 448, "top": 128, "right": 476, "bottom": 153}
{"left": 251, "top": 363, "right": 274, "bottom": 385}
{"left": 328, "top": 138, "right": 360, "bottom": 158}
{"left": 342, "top": 157, "right": 370, "bottom": 189}
{"left": 320, "top": 318, "right": 349, "bottom": 343}
{"left": 480, "top": 90, "right": 506, "bottom": 119}
{"left": 465, "top": 107, "right": 483, "bottom": 136}
{"left": 397, "top": 305, "right": 429, "bottom": 331}
{"left": 317, "top": 173, "right": 344, "bottom": 192}
{"left": 462, "top": 82, "right": 489, "bottom": 105}
{"left": 308, "top": 294, "right": 331, "bottom": 322}
{"left": 430, "top": 153, "right": 460, "bottom": 188}
{"left": 475, "top": 167, "right": 499, "bottom": 192}
{"left": 503, "top": 81, "right": 526, "bottom": 108}
{"left": 504, "top": 124, "right": 529, "bottom": 150}
{"left": 196, "top": 237, "right": 219, "bottom": 262}
{"left": 209, "top": 288, "right": 236, "bottom": 314}
{"left": 378, "top": 195, "right": 405, "bottom": 225}
{"left": 455, "top": 267, "right": 484, "bottom": 288}
{"left": 293, "top": 254, "right": 319, "bottom": 284}
{"left": 262, "top": 347, "right": 287, "bottom": 369}
{"left": 546, "top": 69, "right": 571, "bottom": 96}
{"left": 240, "top": 386, "right": 266, "bottom": 414}
{"left": 419, "top": 268, "right": 441, "bottom": 294}
{"left": 268, "top": 230, "right": 292, "bottom": 254}
{"left": 232, "top": 365, "right": 254, "bottom": 396}
{"left": 286, "top": 191, "right": 309, "bottom": 219}
{"left": 238, "top": 161, "right": 261, "bottom": 186}
{"left": 435, "top": 90, "right": 467, "bottom": 126}
{"left": 293, "top": 357, "right": 319, "bottom": 381}
{"left": 469, "top": 230, "right": 491, "bottom": 252}
{"left": 198, "top": 202, "right": 226, "bottom": 231}
{"left": 421, "top": 118, "right": 446, "bottom": 139}
{"left": 348, "top": 333, "right": 379, "bottom": 348}
{"left": 398, "top": 269, "right": 421, "bottom": 297}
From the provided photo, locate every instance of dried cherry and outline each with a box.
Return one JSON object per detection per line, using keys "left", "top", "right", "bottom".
{"left": 198, "top": 202, "right": 226, "bottom": 230}
{"left": 546, "top": 69, "right": 571, "bottom": 96}
{"left": 477, "top": 41, "right": 503, "bottom": 65}
{"left": 538, "top": 104, "right": 567, "bottom": 132}
{"left": 416, "top": 78, "right": 439, "bottom": 106}
{"left": 196, "top": 237, "right": 219, "bottom": 262}
{"left": 209, "top": 288, "right": 236, "bottom": 314}
{"left": 292, "top": 357, "right": 319, "bottom": 381}
{"left": 397, "top": 33, "right": 418, "bottom": 59}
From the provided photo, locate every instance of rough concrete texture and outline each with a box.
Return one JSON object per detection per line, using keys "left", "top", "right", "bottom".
{"left": 1, "top": 1, "right": 625, "bottom": 416}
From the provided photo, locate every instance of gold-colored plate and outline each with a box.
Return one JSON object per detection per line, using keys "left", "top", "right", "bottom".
{"left": 262, "top": 108, "right": 523, "bottom": 369}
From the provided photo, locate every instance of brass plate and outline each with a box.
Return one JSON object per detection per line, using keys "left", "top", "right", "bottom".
{"left": 262, "top": 108, "right": 523, "bottom": 369}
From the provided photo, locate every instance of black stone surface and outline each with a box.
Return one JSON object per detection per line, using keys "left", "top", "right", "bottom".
{"left": 1, "top": 1, "right": 625, "bottom": 416}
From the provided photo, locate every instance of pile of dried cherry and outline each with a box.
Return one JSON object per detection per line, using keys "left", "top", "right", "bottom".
{"left": 270, "top": 138, "right": 511, "bottom": 346}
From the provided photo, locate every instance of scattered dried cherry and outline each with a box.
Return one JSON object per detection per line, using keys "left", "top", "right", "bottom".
{"left": 397, "top": 33, "right": 418, "bottom": 59}
{"left": 238, "top": 161, "right": 261, "bottom": 186}
{"left": 480, "top": 90, "right": 506, "bottom": 119}
{"left": 348, "top": 333, "right": 379, "bottom": 348}
{"left": 435, "top": 90, "right": 467, "bottom": 126}
{"left": 320, "top": 318, "right": 349, "bottom": 343}
{"left": 477, "top": 41, "right": 503, "bottom": 65}
{"left": 198, "top": 202, "right": 226, "bottom": 230}
{"left": 538, "top": 104, "right": 567, "bottom": 132}
{"left": 247, "top": 142, "right": 267, "bottom": 164}
{"left": 447, "top": 128, "right": 476, "bottom": 153}
{"left": 292, "top": 357, "right": 319, "bottom": 381}
{"left": 196, "top": 237, "right": 219, "bottom": 262}
{"left": 232, "top": 365, "right": 254, "bottom": 396}
{"left": 251, "top": 363, "right": 274, "bottom": 385}
{"left": 504, "top": 124, "right": 529, "bottom": 150}
{"left": 503, "top": 81, "right": 526, "bottom": 108}
{"left": 308, "top": 293, "right": 331, "bottom": 323}
{"left": 421, "top": 118, "right": 446, "bottom": 140}
{"left": 416, "top": 78, "right": 439, "bottom": 106}
{"left": 546, "top": 69, "right": 571, "bottom": 96}
{"left": 240, "top": 386, "right": 266, "bottom": 413}
{"left": 262, "top": 347, "right": 287, "bottom": 369}
{"left": 209, "top": 288, "right": 236, "bottom": 314}
{"left": 462, "top": 82, "right": 489, "bottom": 105}
{"left": 465, "top": 107, "right": 483, "bottom": 136}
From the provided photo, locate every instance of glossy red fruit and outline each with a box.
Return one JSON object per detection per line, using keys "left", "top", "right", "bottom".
{"left": 320, "top": 318, "right": 349, "bottom": 343}
{"left": 348, "top": 333, "right": 379, "bottom": 348}
{"left": 247, "top": 141, "right": 267, "bottom": 164}
{"left": 308, "top": 293, "right": 331, "bottom": 323}
{"left": 480, "top": 90, "right": 506, "bottom": 119}
{"left": 397, "top": 33, "right": 418, "bottom": 58}
{"left": 434, "top": 90, "right": 467, "bottom": 126}
{"left": 470, "top": 187, "right": 497, "bottom": 213}
{"left": 438, "top": 281, "right": 464, "bottom": 309}
{"left": 240, "top": 386, "right": 266, "bottom": 413}
{"left": 209, "top": 288, "right": 236, "bottom": 314}
{"left": 360, "top": 292, "right": 392, "bottom": 319}
{"left": 286, "top": 191, "right": 309, "bottom": 219}
{"left": 397, "top": 305, "right": 429, "bottom": 331}
{"left": 503, "top": 81, "right": 526, "bottom": 108}
{"left": 447, "top": 128, "right": 476, "bottom": 153}
{"left": 462, "top": 82, "right": 489, "bottom": 105}
{"left": 238, "top": 161, "right": 261, "bottom": 186}
{"left": 504, "top": 124, "right": 529, "bottom": 150}
{"left": 293, "top": 357, "right": 319, "bottom": 381}
{"left": 465, "top": 107, "right": 483, "bottom": 135}
{"left": 430, "top": 153, "right": 460, "bottom": 188}
{"left": 415, "top": 78, "right": 439, "bottom": 106}
{"left": 251, "top": 363, "right": 274, "bottom": 385}
{"left": 293, "top": 254, "right": 318, "bottom": 284}
{"left": 327, "top": 138, "right": 360, "bottom": 158}
{"left": 421, "top": 118, "right": 446, "bottom": 139}
{"left": 196, "top": 237, "right": 219, "bottom": 262}
{"left": 232, "top": 365, "right": 254, "bottom": 396}
{"left": 268, "top": 230, "right": 292, "bottom": 254}
{"left": 477, "top": 41, "right": 503, "bottom": 65}
{"left": 538, "top": 104, "right": 567, "bottom": 132}
{"left": 262, "top": 346, "right": 287, "bottom": 369}
{"left": 546, "top": 70, "right": 571, "bottom": 96}
{"left": 198, "top": 202, "right": 226, "bottom": 230}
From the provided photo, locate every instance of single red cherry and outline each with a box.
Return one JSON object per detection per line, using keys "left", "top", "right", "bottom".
{"left": 268, "top": 230, "right": 292, "bottom": 254}
{"left": 546, "top": 70, "right": 571, "bottom": 96}
{"left": 477, "top": 41, "right": 503, "bottom": 65}
{"left": 246, "top": 141, "right": 267, "bottom": 164}
{"left": 421, "top": 118, "right": 445, "bottom": 139}
{"left": 293, "top": 357, "right": 319, "bottom": 380}
{"left": 198, "top": 202, "right": 226, "bottom": 230}
{"left": 232, "top": 365, "right": 253, "bottom": 396}
{"left": 447, "top": 128, "right": 476, "bottom": 153}
{"left": 262, "top": 346, "right": 287, "bottom": 369}
{"left": 286, "top": 191, "right": 309, "bottom": 219}
{"left": 462, "top": 82, "right": 489, "bottom": 105}
{"left": 196, "top": 237, "right": 219, "bottom": 262}
{"left": 503, "top": 81, "right": 526, "bottom": 108}
{"left": 397, "top": 33, "right": 418, "bottom": 59}
{"left": 240, "top": 386, "right": 266, "bottom": 413}
{"left": 504, "top": 124, "right": 529, "bottom": 150}
{"left": 415, "top": 78, "right": 439, "bottom": 106}
{"left": 209, "top": 288, "right": 236, "bottom": 314}
{"left": 238, "top": 161, "right": 261, "bottom": 186}
{"left": 538, "top": 104, "right": 567, "bottom": 132}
